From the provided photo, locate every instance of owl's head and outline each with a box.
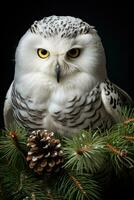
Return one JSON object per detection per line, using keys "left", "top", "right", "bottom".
{"left": 15, "top": 16, "right": 107, "bottom": 84}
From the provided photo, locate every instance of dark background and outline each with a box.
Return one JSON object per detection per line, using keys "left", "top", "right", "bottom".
{"left": 0, "top": 1, "right": 133, "bottom": 199}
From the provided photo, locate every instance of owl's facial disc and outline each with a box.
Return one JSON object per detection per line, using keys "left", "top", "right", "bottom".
{"left": 55, "top": 64, "right": 61, "bottom": 83}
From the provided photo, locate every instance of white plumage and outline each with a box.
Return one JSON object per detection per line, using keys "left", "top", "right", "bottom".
{"left": 4, "top": 16, "right": 132, "bottom": 136}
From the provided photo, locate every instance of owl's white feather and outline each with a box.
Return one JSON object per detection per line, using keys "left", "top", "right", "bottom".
{"left": 4, "top": 16, "right": 132, "bottom": 135}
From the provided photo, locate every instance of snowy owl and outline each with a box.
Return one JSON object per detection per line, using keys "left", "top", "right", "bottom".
{"left": 4, "top": 15, "right": 132, "bottom": 136}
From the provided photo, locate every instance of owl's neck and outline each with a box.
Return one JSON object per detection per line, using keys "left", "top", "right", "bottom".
{"left": 14, "top": 71, "right": 105, "bottom": 99}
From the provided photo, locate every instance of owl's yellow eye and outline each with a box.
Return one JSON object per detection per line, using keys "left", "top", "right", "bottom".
{"left": 37, "top": 48, "right": 50, "bottom": 59}
{"left": 67, "top": 48, "right": 80, "bottom": 58}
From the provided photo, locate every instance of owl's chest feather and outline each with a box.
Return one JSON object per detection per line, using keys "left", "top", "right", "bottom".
{"left": 11, "top": 83, "right": 113, "bottom": 135}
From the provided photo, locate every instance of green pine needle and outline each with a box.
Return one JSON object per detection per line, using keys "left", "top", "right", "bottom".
{"left": 63, "top": 130, "right": 107, "bottom": 173}
{"left": 57, "top": 170, "right": 101, "bottom": 200}
{"left": 120, "top": 106, "right": 134, "bottom": 120}
{"left": 0, "top": 164, "right": 21, "bottom": 199}
{"left": 45, "top": 187, "right": 64, "bottom": 200}
{"left": 0, "top": 124, "right": 28, "bottom": 170}
{"left": 106, "top": 121, "right": 134, "bottom": 172}
{"left": 10, "top": 172, "right": 50, "bottom": 200}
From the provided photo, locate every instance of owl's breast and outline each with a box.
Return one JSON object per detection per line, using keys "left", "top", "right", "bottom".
{"left": 47, "top": 85, "right": 113, "bottom": 135}
{"left": 11, "top": 82, "right": 113, "bottom": 135}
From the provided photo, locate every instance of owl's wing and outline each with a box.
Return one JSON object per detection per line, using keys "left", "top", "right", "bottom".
{"left": 3, "top": 82, "right": 14, "bottom": 128}
{"left": 100, "top": 79, "right": 133, "bottom": 122}
{"left": 112, "top": 83, "right": 133, "bottom": 105}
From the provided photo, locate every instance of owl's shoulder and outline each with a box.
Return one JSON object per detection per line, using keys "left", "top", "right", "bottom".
{"left": 100, "top": 79, "right": 133, "bottom": 121}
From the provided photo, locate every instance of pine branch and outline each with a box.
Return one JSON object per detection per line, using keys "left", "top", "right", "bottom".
{"left": 8, "top": 171, "right": 51, "bottom": 200}
{"left": 63, "top": 130, "right": 107, "bottom": 173}
{"left": 57, "top": 170, "right": 101, "bottom": 200}
{"left": 45, "top": 187, "right": 64, "bottom": 200}
{"left": 105, "top": 117, "right": 134, "bottom": 172}
{"left": 0, "top": 106, "right": 134, "bottom": 199}
{"left": 0, "top": 163, "right": 21, "bottom": 199}
{"left": 0, "top": 124, "right": 28, "bottom": 170}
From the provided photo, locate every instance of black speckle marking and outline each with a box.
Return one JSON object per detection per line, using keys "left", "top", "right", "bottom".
{"left": 105, "top": 90, "right": 110, "bottom": 95}
{"left": 30, "top": 15, "right": 94, "bottom": 38}
{"left": 113, "top": 98, "right": 117, "bottom": 109}
{"left": 110, "top": 96, "right": 113, "bottom": 104}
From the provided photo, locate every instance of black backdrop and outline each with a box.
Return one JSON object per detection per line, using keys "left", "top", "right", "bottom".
{"left": 0, "top": 1, "right": 133, "bottom": 199}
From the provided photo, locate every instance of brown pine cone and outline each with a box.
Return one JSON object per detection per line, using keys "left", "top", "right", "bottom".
{"left": 26, "top": 130, "right": 64, "bottom": 174}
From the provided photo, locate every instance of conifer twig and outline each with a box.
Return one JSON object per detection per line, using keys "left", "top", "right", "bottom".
{"left": 106, "top": 144, "right": 127, "bottom": 157}
{"left": 124, "top": 118, "right": 134, "bottom": 125}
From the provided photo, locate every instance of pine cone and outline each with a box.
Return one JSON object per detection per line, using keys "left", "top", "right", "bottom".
{"left": 26, "top": 130, "right": 64, "bottom": 174}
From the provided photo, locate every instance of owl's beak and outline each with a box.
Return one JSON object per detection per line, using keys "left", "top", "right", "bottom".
{"left": 55, "top": 64, "right": 61, "bottom": 83}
